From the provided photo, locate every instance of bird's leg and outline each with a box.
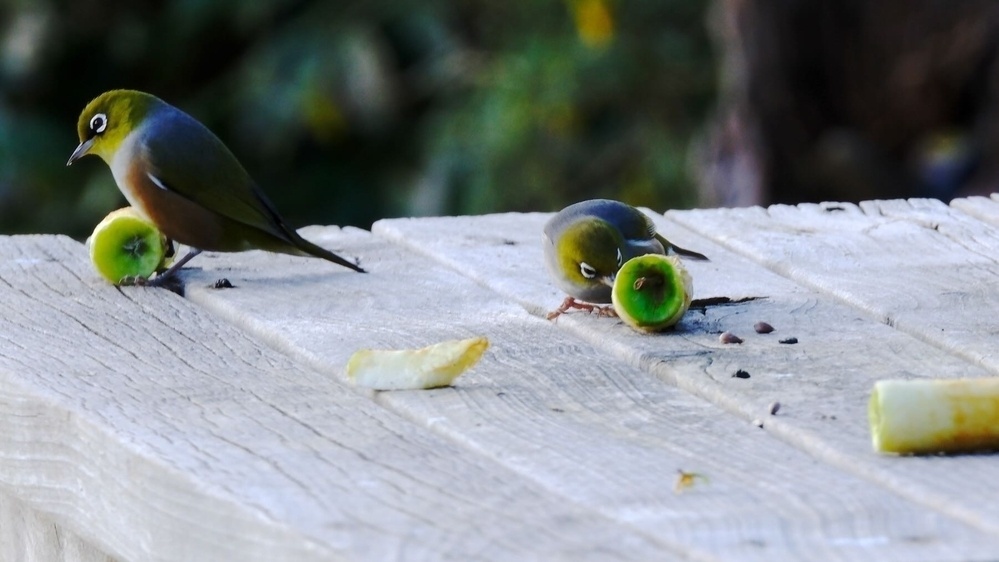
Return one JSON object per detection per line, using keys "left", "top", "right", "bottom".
{"left": 117, "top": 248, "right": 203, "bottom": 288}
{"left": 547, "top": 296, "right": 578, "bottom": 320}
{"left": 546, "top": 297, "right": 618, "bottom": 321}
{"left": 148, "top": 248, "right": 203, "bottom": 286}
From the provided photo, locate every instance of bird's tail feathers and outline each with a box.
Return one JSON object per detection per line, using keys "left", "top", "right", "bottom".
{"left": 656, "top": 233, "right": 709, "bottom": 261}
{"left": 291, "top": 233, "right": 366, "bottom": 273}
{"left": 671, "top": 244, "right": 709, "bottom": 261}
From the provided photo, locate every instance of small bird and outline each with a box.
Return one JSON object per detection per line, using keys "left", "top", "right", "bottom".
{"left": 542, "top": 199, "right": 707, "bottom": 319}
{"left": 68, "top": 89, "right": 364, "bottom": 285}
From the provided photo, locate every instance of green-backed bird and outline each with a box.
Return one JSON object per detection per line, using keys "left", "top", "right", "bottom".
{"left": 67, "top": 89, "right": 365, "bottom": 284}
{"left": 542, "top": 199, "right": 707, "bottom": 318}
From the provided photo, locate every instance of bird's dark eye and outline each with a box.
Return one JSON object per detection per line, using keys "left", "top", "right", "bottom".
{"left": 616, "top": 248, "right": 624, "bottom": 268}
{"left": 89, "top": 113, "right": 108, "bottom": 134}
{"left": 579, "top": 262, "right": 597, "bottom": 279}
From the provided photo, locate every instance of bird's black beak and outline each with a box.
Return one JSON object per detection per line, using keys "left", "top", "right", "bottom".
{"left": 67, "top": 138, "right": 95, "bottom": 166}
{"left": 600, "top": 274, "right": 615, "bottom": 288}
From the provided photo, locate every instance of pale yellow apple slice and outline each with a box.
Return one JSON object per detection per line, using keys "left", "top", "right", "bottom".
{"left": 88, "top": 207, "right": 170, "bottom": 284}
{"left": 346, "top": 337, "right": 489, "bottom": 390}
{"left": 869, "top": 378, "right": 999, "bottom": 454}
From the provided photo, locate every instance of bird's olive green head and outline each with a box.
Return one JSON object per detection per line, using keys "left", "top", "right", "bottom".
{"left": 556, "top": 217, "right": 626, "bottom": 288}
{"left": 67, "top": 90, "right": 159, "bottom": 166}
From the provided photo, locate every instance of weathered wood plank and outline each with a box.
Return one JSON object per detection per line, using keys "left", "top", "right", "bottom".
{"left": 0, "top": 235, "right": 669, "bottom": 561}
{"left": 0, "top": 490, "right": 114, "bottom": 562}
{"left": 952, "top": 193, "right": 999, "bottom": 227}
{"left": 371, "top": 210, "right": 999, "bottom": 540}
{"left": 675, "top": 199, "right": 999, "bottom": 369}
{"left": 177, "top": 225, "right": 999, "bottom": 561}
{"left": 669, "top": 201, "right": 999, "bottom": 530}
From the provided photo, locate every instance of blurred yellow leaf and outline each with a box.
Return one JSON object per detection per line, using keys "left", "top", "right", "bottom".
{"left": 302, "top": 90, "right": 348, "bottom": 143}
{"left": 570, "top": 0, "right": 614, "bottom": 49}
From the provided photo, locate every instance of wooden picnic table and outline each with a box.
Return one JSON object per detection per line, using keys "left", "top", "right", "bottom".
{"left": 4, "top": 197, "right": 999, "bottom": 561}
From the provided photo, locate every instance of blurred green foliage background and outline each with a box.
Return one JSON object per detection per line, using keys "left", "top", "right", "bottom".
{"left": 0, "top": 0, "right": 715, "bottom": 239}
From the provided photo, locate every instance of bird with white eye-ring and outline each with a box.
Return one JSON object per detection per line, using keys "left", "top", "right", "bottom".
{"left": 67, "top": 89, "right": 365, "bottom": 286}
{"left": 542, "top": 199, "right": 708, "bottom": 320}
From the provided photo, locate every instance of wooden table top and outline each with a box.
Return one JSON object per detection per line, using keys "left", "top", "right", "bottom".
{"left": 4, "top": 197, "right": 999, "bottom": 561}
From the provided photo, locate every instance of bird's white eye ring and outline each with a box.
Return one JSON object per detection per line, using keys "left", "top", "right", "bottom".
{"left": 616, "top": 247, "right": 623, "bottom": 268}
{"left": 90, "top": 113, "right": 108, "bottom": 134}
{"left": 579, "top": 262, "right": 597, "bottom": 279}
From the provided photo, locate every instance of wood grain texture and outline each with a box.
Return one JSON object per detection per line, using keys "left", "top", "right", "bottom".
{"left": 664, "top": 200, "right": 999, "bottom": 531}
{"left": 175, "top": 224, "right": 999, "bottom": 561}
{"left": 673, "top": 199, "right": 999, "bottom": 368}
{"left": 0, "top": 234, "right": 668, "bottom": 561}
{"left": 1, "top": 490, "right": 114, "bottom": 562}
{"left": 372, "top": 210, "right": 999, "bottom": 543}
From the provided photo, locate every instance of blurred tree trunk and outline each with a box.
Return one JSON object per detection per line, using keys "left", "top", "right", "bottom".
{"left": 697, "top": 0, "right": 999, "bottom": 207}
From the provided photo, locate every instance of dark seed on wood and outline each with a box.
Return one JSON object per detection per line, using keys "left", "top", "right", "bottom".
{"left": 779, "top": 337, "right": 798, "bottom": 344}
{"left": 720, "top": 331, "right": 744, "bottom": 344}
{"left": 212, "top": 278, "right": 235, "bottom": 289}
{"left": 754, "top": 321, "right": 775, "bottom": 334}
{"left": 769, "top": 401, "right": 781, "bottom": 415}
{"left": 732, "top": 369, "right": 751, "bottom": 379}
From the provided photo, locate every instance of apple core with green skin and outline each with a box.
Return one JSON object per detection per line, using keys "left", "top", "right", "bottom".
{"left": 611, "top": 254, "right": 692, "bottom": 332}
{"left": 89, "top": 207, "right": 169, "bottom": 284}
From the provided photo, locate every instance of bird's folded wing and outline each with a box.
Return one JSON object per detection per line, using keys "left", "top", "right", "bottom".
{"left": 136, "top": 115, "right": 298, "bottom": 242}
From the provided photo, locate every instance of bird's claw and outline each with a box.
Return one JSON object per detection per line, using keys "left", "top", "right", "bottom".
{"left": 116, "top": 275, "right": 150, "bottom": 287}
{"left": 546, "top": 297, "right": 618, "bottom": 320}
{"left": 115, "top": 270, "right": 185, "bottom": 295}
{"left": 594, "top": 305, "right": 618, "bottom": 318}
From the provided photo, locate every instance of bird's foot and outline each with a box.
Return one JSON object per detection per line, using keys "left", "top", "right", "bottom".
{"left": 116, "top": 269, "right": 185, "bottom": 295}
{"left": 118, "top": 272, "right": 170, "bottom": 287}
{"left": 546, "top": 297, "right": 618, "bottom": 321}
{"left": 594, "top": 305, "right": 618, "bottom": 318}
{"left": 117, "top": 275, "right": 150, "bottom": 287}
